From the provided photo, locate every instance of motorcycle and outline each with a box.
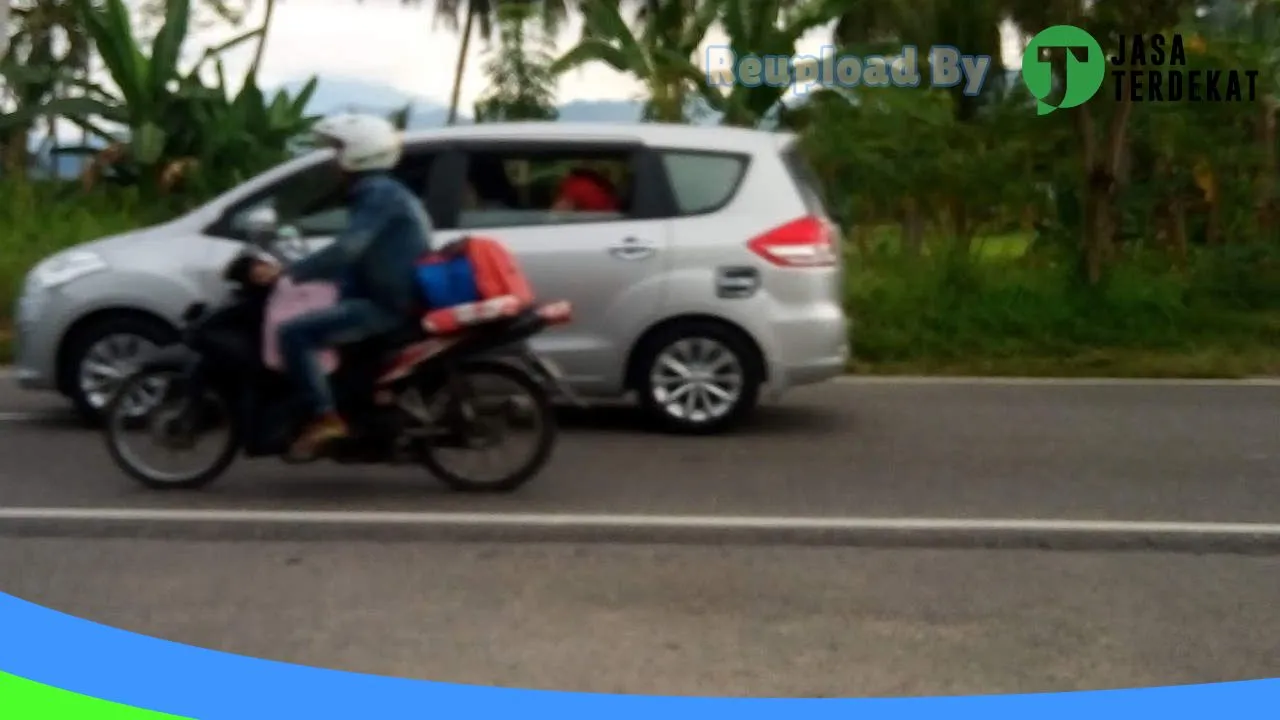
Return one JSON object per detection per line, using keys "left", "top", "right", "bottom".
{"left": 102, "top": 237, "right": 576, "bottom": 493}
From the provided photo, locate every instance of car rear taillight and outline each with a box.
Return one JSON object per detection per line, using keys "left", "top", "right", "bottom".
{"left": 746, "top": 216, "right": 836, "bottom": 268}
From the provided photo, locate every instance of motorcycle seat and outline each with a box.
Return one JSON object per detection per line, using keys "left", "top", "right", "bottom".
{"left": 375, "top": 300, "right": 575, "bottom": 385}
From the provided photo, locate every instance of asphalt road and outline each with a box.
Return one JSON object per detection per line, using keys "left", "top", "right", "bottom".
{"left": 0, "top": 378, "right": 1277, "bottom": 522}
{"left": 4, "top": 378, "right": 1280, "bottom": 696}
{"left": 6, "top": 539, "right": 1280, "bottom": 696}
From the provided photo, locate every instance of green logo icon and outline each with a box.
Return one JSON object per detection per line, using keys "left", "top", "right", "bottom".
{"left": 1021, "top": 25, "right": 1106, "bottom": 115}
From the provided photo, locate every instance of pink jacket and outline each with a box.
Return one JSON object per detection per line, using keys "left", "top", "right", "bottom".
{"left": 261, "top": 277, "right": 341, "bottom": 374}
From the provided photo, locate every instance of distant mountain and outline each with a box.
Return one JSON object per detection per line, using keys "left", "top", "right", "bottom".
{"left": 277, "top": 75, "right": 457, "bottom": 127}
{"left": 277, "top": 75, "right": 652, "bottom": 128}
{"left": 556, "top": 99, "right": 643, "bottom": 123}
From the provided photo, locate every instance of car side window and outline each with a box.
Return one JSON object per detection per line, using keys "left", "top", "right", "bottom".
{"left": 456, "top": 147, "right": 636, "bottom": 230}
{"left": 225, "top": 151, "right": 436, "bottom": 239}
{"left": 660, "top": 151, "right": 748, "bottom": 216}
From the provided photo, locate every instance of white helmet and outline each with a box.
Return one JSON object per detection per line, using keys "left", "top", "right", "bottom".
{"left": 312, "top": 113, "right": 403, "bottom": 172}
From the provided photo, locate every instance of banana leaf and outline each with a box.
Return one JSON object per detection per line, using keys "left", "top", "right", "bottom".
{"left": 0, "top": 96, "right": 124, "bottom": 131}
{"left": 148, "top": 0, "right": 192, "bottom": 102}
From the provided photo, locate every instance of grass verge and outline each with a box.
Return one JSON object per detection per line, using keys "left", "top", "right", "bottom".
{"left": 846, "top": 237, "right": 1280, "bottom": 378}
{"left": 849, "top": 346, "right": 1280, "bottom": 378}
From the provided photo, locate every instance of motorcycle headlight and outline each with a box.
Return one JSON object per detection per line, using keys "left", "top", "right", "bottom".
{"left": 31, "top": 250, "right": 109, "bottom": 289}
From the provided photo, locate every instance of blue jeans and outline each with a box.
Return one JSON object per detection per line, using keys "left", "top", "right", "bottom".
{"left": 277, "top": 299, "right": 400, "bottom": 416}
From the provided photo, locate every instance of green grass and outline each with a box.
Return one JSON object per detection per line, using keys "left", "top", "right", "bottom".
{"left": 4, "top": 182, "right": 1280, "bottom": 377}
{"left": 846, "top": 232, "right": 1280, "bottom": 377}
{"left": 857, "top": 226, "right": 1032, "bottom": 261}
{"left": 970, "top": 231, "right": 1032, "bottom": 260}
{"left": 0, "top": 182, "right": 177, "bottom": 322}
{"left": 850, "top": 346, "right": 1280, "bottom": 378}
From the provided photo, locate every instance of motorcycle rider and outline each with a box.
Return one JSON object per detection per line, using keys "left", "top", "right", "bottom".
{"left": 263, "top": 113, "right": 432, "bottom": 460}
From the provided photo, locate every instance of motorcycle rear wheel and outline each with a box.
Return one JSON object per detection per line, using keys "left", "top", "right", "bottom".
{"left": 104, "top": 369, "right": 242, "bottom": 490}
{"left": 418, "top": 361, "right": 557, "bottom": 493}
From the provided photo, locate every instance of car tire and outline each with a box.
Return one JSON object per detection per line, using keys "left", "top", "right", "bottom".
{"left": 634, "top": 320, "right": 762, "bottom": 436}
{"left": 61, "top": 313, "right": 178, "bottom": 427}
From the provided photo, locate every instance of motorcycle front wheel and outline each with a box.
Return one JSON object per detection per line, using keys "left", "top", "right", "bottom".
{"left": 417, "top": 361, "right": 558, "bottom": 493}
{"left": 103, "top": 368, "right": 242, "bottom": 490}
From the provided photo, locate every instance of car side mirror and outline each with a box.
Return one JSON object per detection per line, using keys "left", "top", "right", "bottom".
{"left": 270, "top": 225, "right": 308, "bottom": 262}
{"left": 242, "top": 205, "right": 280, "bottom": 245}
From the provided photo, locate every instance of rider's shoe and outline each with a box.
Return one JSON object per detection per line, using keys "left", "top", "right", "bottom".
{"left": 286, "top": 411, "right": 350, "bottom": 461}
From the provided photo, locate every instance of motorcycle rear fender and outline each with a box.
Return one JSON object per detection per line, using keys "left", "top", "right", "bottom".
{"left": 461, "top": 351, "right": 584, "bottom": 407}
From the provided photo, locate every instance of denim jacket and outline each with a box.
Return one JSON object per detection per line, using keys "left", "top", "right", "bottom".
{"left": 287, "top": 172, "right": 432, "bottom": 318}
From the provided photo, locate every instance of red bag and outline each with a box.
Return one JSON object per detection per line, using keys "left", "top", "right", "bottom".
{"left": 379, "top": 237, "right": 573, "bottom": 386}
{"left": 419, "top": 236, "right": 534, "bottom": 335}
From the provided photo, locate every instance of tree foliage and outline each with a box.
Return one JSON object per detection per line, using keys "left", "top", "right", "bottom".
{"left": 2, "top": 0, "right": 316, "bottom": 196}
{"left": 474, "top": 2, "right": 560, "bottom": 122}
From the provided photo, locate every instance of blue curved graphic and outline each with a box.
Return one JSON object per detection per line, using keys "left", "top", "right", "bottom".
{"left": 0, "top": 590, "right": 1274, "bottom": 719}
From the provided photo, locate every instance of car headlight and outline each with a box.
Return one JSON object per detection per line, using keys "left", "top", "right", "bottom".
{"left": 30, "top": 250, "right": 109, "bottom": 289}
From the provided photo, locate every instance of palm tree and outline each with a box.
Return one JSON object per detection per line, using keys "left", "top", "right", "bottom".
{"left": 436, "top": 0, "right": 496, "bottom": 125}
{"left": 824, "top": 0, "right": 1021, "bottom": 248}
{"left": 835, "top": 0, "right": 1009, "bottom": 120}
{"left": 703, "top": 0, "right": 838, "bottom": 126}
{"left": 474, "top": 1, "right": 560, "bottom": 121}
{"left": 1, "top": 2, "right": 11, "bottom": 59}
{"left": 1001, "top": 0, "right": 1198, "bottom": 282}
{"left": 552, "top": 0, "right": 716, "bottom": 122}
{"left": 1, "top": 0, "right": 97, "bottom": 174}
{"left": 1, "top": 0, "right": 253, "bottom": 176}
{"left": 398, "top": 0, "right": 569, "bottom": 125}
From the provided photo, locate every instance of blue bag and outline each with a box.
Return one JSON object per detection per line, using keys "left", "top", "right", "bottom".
{"left": 415, "top": 253, "right": 481, "bottom": 309}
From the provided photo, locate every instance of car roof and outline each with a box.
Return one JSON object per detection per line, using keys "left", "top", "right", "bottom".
{"left": 403, "top": 122, "right": 797, "bottom": 155}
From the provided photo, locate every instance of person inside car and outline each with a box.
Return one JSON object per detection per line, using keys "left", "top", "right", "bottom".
{"left": 550, "top": 165, "right": 619, "bottom": 212}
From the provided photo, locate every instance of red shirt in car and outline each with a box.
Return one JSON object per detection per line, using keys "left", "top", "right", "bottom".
{"left": 554, "top": 170, "right": 619, "bottom": 212}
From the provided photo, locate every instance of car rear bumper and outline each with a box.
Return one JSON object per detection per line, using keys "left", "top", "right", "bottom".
{"left": 761, "top": 304, "right": 849, "bottom": 397}
{"left": 782, "top": 353, "right": 847, "bottom": 386}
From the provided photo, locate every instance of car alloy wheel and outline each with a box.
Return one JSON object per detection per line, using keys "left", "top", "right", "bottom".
{"left": 78, "top": 332, "right": 164, "bottom": 418}
{"left": 649, "top": 337, "right": 746, "bottom": 425}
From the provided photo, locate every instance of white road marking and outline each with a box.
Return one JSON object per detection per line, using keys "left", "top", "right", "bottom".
{"left": 2, "top": 507, "right": 1280, "bottom": 538}
{"left": 0, "top": 412, "right": 57, "bottom": 422}
{"left": 834, "top": 375, "right": 1280, "bottom": 387}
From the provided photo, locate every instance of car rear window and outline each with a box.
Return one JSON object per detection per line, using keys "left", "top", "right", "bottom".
{"left": 781, "top": 145, "right": 830, "bottom": 218}
{"left": 660, "top": 151, "right": 748, "bottom": 215}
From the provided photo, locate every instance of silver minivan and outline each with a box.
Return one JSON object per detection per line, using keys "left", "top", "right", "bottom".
{"left": 13, "top": 122, "right": 849, "bottom": 434}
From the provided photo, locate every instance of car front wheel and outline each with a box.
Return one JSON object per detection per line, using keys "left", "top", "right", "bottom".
{"left": 62, "top": 314, "right": 177, "bottom": 426}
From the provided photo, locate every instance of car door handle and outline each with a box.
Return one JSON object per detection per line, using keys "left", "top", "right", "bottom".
{"left": 608, "top": 237, "right": 656, "bottom": 260}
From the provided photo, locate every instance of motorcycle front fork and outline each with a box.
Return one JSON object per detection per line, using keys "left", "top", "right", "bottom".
{"left": 168, "top": 361, "right": 210, "bottom": 436}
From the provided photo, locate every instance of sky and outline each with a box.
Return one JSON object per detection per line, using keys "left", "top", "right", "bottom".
{"left": 192, "top": 0, "right": 1028, "bottom": 109}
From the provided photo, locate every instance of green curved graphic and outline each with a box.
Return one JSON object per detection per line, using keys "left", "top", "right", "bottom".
{"left": 0, "top": 671, "right": 191, "bottom": 719}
